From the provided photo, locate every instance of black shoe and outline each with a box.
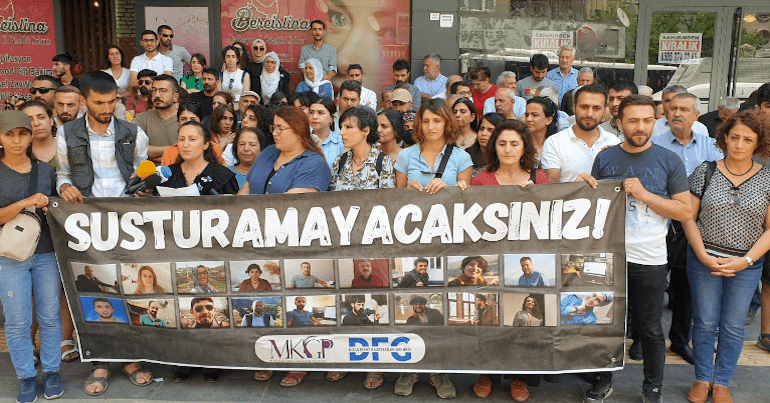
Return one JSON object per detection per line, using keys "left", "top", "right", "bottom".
{"left": 642, "top": 387, "right": 662, "bottom": 403}
{"left": 203, "top": 369, "right": 221, "bottom": 382}
{"left": 173, "top": 366, "right": 194, "bottom": 382}
{"left": 670, "top": 343, "right": 694, "bottom": 365}
{"left": 628, "top": 340, "right": 643, "bottom": 361}
{"left": 583, "top": 375, "right": 613, "bottom": 403}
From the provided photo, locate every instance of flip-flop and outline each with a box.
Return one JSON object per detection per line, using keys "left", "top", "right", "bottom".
{"left": 254, "top": 370, "right": 273, "bottom": 381}
{"left": 61, "top": 339, "right": 80, "bottom": 362}
{"left": 84, "top": 364, "right": 111, "bottom": 396}
{"left": 364, "top": 372, "right": 384, "bottom": 390}
{"left": 280, "top": 371, "right": 308, "bottom": 387}
{"left": 122, "top": 364, "right": 153, "bottom": 387}
{"left": 325, "top": 371, "right": 348, "bottom": 382}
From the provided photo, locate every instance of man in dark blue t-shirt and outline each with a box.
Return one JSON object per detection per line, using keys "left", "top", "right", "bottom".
{"left": 578, "top": 95, "right": 692, "bottom": 403}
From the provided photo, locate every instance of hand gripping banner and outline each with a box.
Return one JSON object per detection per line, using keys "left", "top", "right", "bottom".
{"left": 47, "top": 182, "right": 626, "bottom": 373}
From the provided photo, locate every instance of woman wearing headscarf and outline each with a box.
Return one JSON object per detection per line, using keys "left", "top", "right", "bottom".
{"left": 191, "top": 265, "right": 217, "bottom": 294}
{"left": 295, "top": 58, "right": 333, "bottom": 99}
{"left": 255, "top": 52, "right": 290, "bottom": 104}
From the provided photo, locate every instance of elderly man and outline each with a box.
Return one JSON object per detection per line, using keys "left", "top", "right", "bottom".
{"left": 494, "top": 88, "right": 518, "bottom": 119}
{"left": 414, "top": 54, "right": 448, "bottom": 102}
{"left": 351, "top": 260, "right": 384, "bottom": 288}
{"left": 698, "top": 96, "right": 739, "bottom": 138}
{"left": 562, "top": 67, "right": 595, "bottom": 116}
{"left": 652, "top": 85, "right": 709, "bottom": 136}
{"left": 483, "top": 71, "right": 525, "bottom": 116}
{"left": 76, "top": 266, "right": 115, "bottom": 293}
{"left": 546, "top": 45, "right": 579, "bottom": 104}
{"left": 433, "top": 75, "right": 464, "bottom": 100}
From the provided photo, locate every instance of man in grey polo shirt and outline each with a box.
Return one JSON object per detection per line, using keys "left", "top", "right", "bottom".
{"left": 157, "top": 25, "right": 191, "bottom": 83}
{"left": 287, "top": 262, "right": 330, "bottom": 289}
{"left": 299, "top": 20, "right": 337, "bottom": 82}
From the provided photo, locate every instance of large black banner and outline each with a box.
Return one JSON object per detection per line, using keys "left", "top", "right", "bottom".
{"left": 48, "top": 182, "right": 626, "bottom": 373}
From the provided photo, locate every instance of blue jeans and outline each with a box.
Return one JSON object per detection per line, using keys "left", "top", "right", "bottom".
{"left": 687, "top": 246, "right": 762, "bottom": 386}
{"left": 0, "top": 253, "right": 62, "bottom": 379}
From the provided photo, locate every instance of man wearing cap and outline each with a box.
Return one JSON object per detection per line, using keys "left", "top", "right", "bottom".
{"left": 237, "top": 90, "right": 261, "bottom": 125}
{"left": 390, "top": 88, "right": 413, "bottom": 114}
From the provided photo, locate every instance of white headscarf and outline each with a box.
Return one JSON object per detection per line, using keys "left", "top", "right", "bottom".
{"left": 303, "top": 58, "right": 331, "bottom": 94}
{"left": 260, "top": 52, "right": 281, "bottom": 102}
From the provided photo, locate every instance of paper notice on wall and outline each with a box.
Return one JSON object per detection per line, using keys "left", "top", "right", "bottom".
{"left": 440, "top": 14, "right": 454, "bottom": 28}
{"left": 658, "top": 33, "right": 702, "bottom": 64}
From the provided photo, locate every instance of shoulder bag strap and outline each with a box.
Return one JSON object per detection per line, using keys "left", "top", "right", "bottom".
{"left": 530, "top": 168, "right": 538, "bottom": 183}
{"left": 337, "top": 152, "right": 349, "bottom": 175}
{"left": 701, "top": 160, "right": 717, "bottom": 196}
{"left": 375, "top": 151, "right": 385, "bottom": 175}
{"left": 434, "top": 145, "right": 454, "bottom": 179}
{"left": 28, "top": 160, "right": 39, "bottom": 199}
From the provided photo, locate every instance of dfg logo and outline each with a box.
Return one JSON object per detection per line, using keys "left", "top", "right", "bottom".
{"left": 348, "top": 334, "right": 425, "bottom": 363}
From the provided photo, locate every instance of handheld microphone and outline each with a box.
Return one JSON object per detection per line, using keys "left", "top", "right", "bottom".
{"left": 137, "top": 165, "right": 174, "bottom": 194}
{"left": 125, "top": 160, "right": 157, "bottom": 194}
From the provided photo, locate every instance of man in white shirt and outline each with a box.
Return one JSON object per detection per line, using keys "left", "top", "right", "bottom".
{"left": 541, "top": 84, "right": 620, "bottom": 183}
{"left": 651, "top": 85, "right": 709, "bottom": 137}
{"left": 347, "top": 64, "right": 376, "bottom": 111}
{"left": 129, "top": 30, "right": 173, "bottom": 95}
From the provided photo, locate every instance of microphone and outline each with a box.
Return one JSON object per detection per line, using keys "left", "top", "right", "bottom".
{"left": 142, "top": 166, "right": 173, "bottom": 192}
{"left": 198, "top": 175, "right": 219, "bottom": 195}
{"left": 125, "top": 160, "right": 157, "bottom": 194}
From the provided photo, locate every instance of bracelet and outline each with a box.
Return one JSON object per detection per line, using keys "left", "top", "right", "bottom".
{"left": 744, "top": 255, "right": 754, "bottom": 266}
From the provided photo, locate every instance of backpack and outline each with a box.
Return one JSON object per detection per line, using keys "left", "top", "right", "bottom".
{"left": 337, "top": 151, "right": 386, "bottom": 176}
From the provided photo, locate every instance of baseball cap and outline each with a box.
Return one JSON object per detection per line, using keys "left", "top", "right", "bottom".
{"left": 391, "top": 88, "right": 412, "bottom": 103}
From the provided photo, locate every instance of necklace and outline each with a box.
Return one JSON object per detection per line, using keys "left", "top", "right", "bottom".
{"left": 352, "top": 156, "right": 366, "bottom": 165}
{"left": 724, "top": 160, "right": 753, "bottom": 176}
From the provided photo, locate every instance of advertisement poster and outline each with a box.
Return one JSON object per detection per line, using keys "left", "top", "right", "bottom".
{"left": 658, "top": 33, "right": 702, "bottom": 64}
{"left": 0, "top": 0, "right": 57, "bottom": 107}
{"left": 532, "top": 30, "right": 574, "bottom": 55}
{"left": 221, "top": 0, "right": 410, "bottom": 93}
{"left": 48, "top": 184, "right": 627, "bottom": 372}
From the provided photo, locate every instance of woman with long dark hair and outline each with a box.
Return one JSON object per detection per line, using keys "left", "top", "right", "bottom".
{"left": 377, "top": 109, "right": 405, "bottom": 162}
{"left": 180, "top": 53, "right": 206, "bottom": 93}
{"left": 102, "top": 45, "right": 130, "bottom": 96}
{"left": 524, "top": 97, "right": 559, "bottom": 165}
{"left": 471, "top": 119, "right": 548, "bottom": 187}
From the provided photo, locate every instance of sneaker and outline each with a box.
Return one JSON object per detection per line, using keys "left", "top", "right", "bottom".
{"left": 394, "top": 372, "right": 418, "bottom": 396}
{"left": 642, "top": 387, "right": 662, "bottom": 403}
{"left": 43, "top": 372, "right": 63, "bottom": 400}
{"left": 428, "top": 373, "right": 456, "bottom": 399}
{"left": 747, "top": 308, "right": 758, "bottom": 325}
{"left": 758, "top": 334, "right": 770, "bottom": 351}
{"left": 583, "top": 374, "right": 613, "bottom": 403}
{"left": 17, "top": 376, "right": 38, "bottom": 403}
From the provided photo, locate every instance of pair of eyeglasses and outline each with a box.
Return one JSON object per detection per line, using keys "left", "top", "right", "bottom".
{"left": 138, "top": 80, "right": 152, "bottom": 85}
{"left": 30, "top": 87, "right": 52, "bottom": 94}
{"left": 729, "top": 186, "right": 741, "bottom": 205}
{"left": 228, "top": 78, "right": 234, "bottom": 90}
{"left": 253, "top": 46, "right": 265, "bottom": 51}
{"left": 194, "top": 304, "right": 214, "bottom": 313}
{"left": 151, "top": 88, "right": 170, "bottom": 94}
{"left": 270, "top": 124, "right": 290, "bottom": 133}
{"left": 458, "top": 91, "right": 472, "bottom": 97}
{"left": 161, "top": 33, "right": 174, "bottom": 38}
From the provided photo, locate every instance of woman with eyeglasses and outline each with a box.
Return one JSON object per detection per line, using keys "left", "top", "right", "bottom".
{"left": 256, "top": 52, "right": 290, "bottom": 105}
{"left": 295, "top": 58, "right": 333, "bottom": 99}
{"left": 682, "top": 110, "right": 770, "bottom": 403}
{"left": 220, "top": 45, "right": 250, "bottom": 105}
{"left": 102, "top": 45, "right": 130, "bottom": 97}
{"left": 180, "top": 53, "right": 206, "bottom": 93}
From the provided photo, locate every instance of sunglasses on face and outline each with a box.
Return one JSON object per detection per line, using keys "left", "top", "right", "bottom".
{"left": 253, "top": 46, "right": 265, "bottom": 51}
{"left": 161, "top": 33, "right": 174, "bottom": 38}
{"left": 30, "top": 87, "right": 53, "bottom": 94}
{"left": 139, "top": 80, "right": 152, "bottom": 85}
{"left": 194, "top": 304, "right": 214, "bottom": 313}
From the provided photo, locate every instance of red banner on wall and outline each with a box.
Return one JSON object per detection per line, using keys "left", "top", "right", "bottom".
{"left": 221, "top": 0, "right": 410, "bottom": 94}
{"left": 0, "top": 0, "right": 57, "bottom": 107}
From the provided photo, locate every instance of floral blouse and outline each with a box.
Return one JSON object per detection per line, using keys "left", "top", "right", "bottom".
{"left": 330, "top": 146, "right": 395, "bottom": 190}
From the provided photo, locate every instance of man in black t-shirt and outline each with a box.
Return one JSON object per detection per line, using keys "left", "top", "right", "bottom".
{"left": 188, "top": 68, "right": 218, "bottom": 118}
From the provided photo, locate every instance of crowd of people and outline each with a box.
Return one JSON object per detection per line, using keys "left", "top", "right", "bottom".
{"left": 2, "top": 18, "right": 770, "bottom": 403}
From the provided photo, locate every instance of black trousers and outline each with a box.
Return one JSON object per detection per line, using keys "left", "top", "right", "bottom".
{"left": 666, "top": 223, "right": 691, "bottom": 346}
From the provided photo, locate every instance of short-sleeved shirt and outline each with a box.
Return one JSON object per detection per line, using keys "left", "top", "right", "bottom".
{"left": 140, "top": 315, "right": 166, "bottom": 327}
{"left": 160, "top": 44, "right": 192, "bottom": 82}
{"left": 330, "top": 147, "right": 395, "bottom": 191}
{"left": 541, "top": 125, "right": 621, "bottom": 182}
{"left": 515, "top": 76, "right": 557, "bottom": 100}
{"left": 414, "top": 74, "right": 448, "bottom": 96}
{"left": 394, "top": 144, "right": 473, "bottom": 187}
{"left": 289, "top": 274, "right": 321, "bottom": 288}
{"left": 650, "top": 130, "right": 723, "bottom": 176}
{"left": 545, "top": 67, "right": 579, "bottom": 104}
{"left": 133, "top": 110, "right": 179, "bottom": 147}
{"left": 245, "top": 145, "right": 331, "bottom": 194}
{"left": 473, "top": 85, "right": 498, "bottom": 115}
{"left": 319, "top": 130, "right": 345, "bottom": 168}
{"left": 519, "top": 272, "right": 545, "bottom": 286}
{"left": 0, "top": 161, "right": 57, "bottom": 254}
{"left": 286, "top": 309, "right": 313, "bottom": 327}
{"left": 689, "top": 162, "right": 770, "bottom": 255}
{"left": 299, "top": 43, "right": 337, "bottom": 74}
{"left": 130, "top": 52, "right": 173, "bottom": 76}
{"left": 591, "top": 144, "right": 689, "bottom": 265}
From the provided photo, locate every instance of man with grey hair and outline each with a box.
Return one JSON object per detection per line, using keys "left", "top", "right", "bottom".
{"left": 546, "top": 45, "right": 579, "bottom": 104}
{"left": 652, "top": 85, "right": 709, "bottom": 136}
{"left": 483, "top": 71, "right": 526, "bottom": 116}
{"left": 414, "top": 54, "right": 448, "bottom": 102}
{"left": 494, "top": 87, "right": 518, "bottom": 119}
{"left": 698, "top": 96, "right": 740, "bottom": 137}
{"left": 578, "top": 67, "right": 594, "bottom": 86}
{"left": 433, "top": 74, "right": 463, "bottom": 100}
{"left": 562, "top": 68, "right": 594, "bottom": 116}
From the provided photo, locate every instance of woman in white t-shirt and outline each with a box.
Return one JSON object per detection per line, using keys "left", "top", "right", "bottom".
{"left": 220, "top": 45, "right": 250, "bottom": 104}
{"left": 102, "top": 45, "right": 130, "bottom": 97}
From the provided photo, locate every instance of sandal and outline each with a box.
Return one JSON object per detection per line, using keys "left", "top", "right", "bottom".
{"left": 325, "top": 371, "right": 348, "bottom": 382}
{"left": 254, "top": 370, "right": 273, "bottom": 381}
{"left": 61, "top": 339, "right": 80, "bottom": 362}
{"left": 122, "top": 363, "right": 153, "bottom": 387}
{"left": 84, "top": 364, "right": 111, "bottom": 396}
{"left": 364, "top": 372, "right": 384, "bottom": 390}
{"left": 280, "top": 371, "right": 308, "bottom": 387}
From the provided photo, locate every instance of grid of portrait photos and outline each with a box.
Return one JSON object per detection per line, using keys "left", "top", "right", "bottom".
{"left": 70, "top": 253, "right": 615, "bottom": 329}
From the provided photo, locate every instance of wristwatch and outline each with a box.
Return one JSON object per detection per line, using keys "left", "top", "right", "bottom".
{"left": 744, "top": 255, "right": 754, "bottom": 266}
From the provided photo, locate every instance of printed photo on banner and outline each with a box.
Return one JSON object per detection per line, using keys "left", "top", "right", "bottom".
{"left": 176, "top": 261, "right": 227, "bottom": 294}
{"left": 448, "top": 292, "right": 499, "bottom": 326}
{"left": 560, "top": 292, "right": 614, "bottom": 325}
{"left": 338, "top": 258, "right": 389, "bottom": 289}
{"left": 560, "top": 253, "right": 615, "bottom": 288}
{"left": 284, "top": 259, "right": 334, "bottom": 289}
{"left": 502, "top": 293, "right": 558, "bottom": 327}
{"left": 72, "top": 263, "right": 121, "bottom": 294}
{"left": 229, "top": 260, "right": 282, "bottom": 292}
{"left": 126, "top": 298, "right": 176, "bottom": 328}
{"left": 340, "top": 293, "right": 389, "bottom": 326}
{"left": 80, "top": 296, "right": 129, "bottom": 324}
{"left": 120, "top": 262, "right": 173, "bottom": 295}
{"left": 179, "top": 296, "right": 231, "bottom": 329}
{"left": 232, "top": 296, "right": 283, "bottom": 328}
{"left": 286, "top": 295, "right": 336, "bottom": 327}
{"left": 447, "top": 255, "right": 500, "bottom": 286}
{"left": 393, "top": 293, "right": 444, "bottom": 325}
{"left": 392, "top": 256, "right": 444, "bottom": 287}
{"left": 503, "top": 254, "right": 556, "bottom": 287}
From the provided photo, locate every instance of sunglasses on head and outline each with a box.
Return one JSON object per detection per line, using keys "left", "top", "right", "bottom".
{"left": 30, "top": 87, "right": 52, "bottom": 95}
{"left": 194, "top": 304, "right": 214, "bottom": 313}
{"left": 161, "top": 33, "right": 174, "bottom": 38}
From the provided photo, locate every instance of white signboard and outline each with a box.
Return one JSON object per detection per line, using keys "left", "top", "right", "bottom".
{"left": 531, "top": 30, "right": 574, "bottom": 54}
{"left": 658, "top": 33, "right": 702, "bottom": 64}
